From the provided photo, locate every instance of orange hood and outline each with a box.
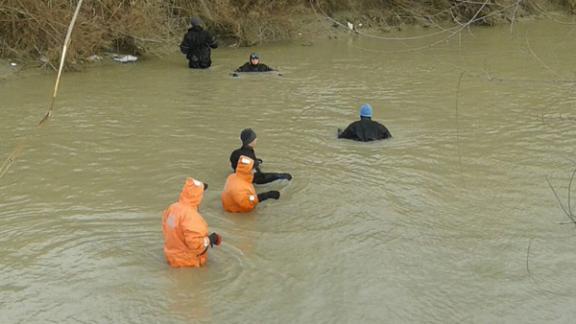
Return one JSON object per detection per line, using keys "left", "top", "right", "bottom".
{"left": 222, "top": 155, "right": 258, "bottom": 213}
{"left": 178, "top": 178, "right": 205, "bottom": 208}
{"left": 235, "top": 155, "right": 255, "bottom": 182}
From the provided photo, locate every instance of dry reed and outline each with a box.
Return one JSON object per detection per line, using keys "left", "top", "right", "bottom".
{"left": 0, "top": 0, "right": 574, "bottom": 67}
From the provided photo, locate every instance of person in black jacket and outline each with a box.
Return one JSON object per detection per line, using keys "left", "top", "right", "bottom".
{"left": 235, "top": 53, "right": 275, "bottom": 73}
{"left": 229, "top": 128, "right": 292, "bottom": 185}
{"left": 179, "top": 17, "right": 218, "bottom": 69}
{"left": 338, "top": 104, "right": 392, "bottom": 142}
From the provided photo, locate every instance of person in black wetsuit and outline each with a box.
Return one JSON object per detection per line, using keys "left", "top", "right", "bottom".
{"left": 338, "top": 104, "right": 392, "bottom": 142}
{"left": 235, "top": 53, "right": 275, "bottom": 73}
{"left": 179, "top": 17, "right": 218, "bottom": 69}
{"left": 229, "top": 128, "right": 292, "bottom": 185}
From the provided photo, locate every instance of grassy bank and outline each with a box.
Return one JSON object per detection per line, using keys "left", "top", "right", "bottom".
{"left": 0, "top": 0, "right": 575, "bottom": 68}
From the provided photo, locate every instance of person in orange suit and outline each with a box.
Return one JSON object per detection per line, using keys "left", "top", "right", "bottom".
{"left": 162, "top": 178, "right": 222, "bottom": 268}
{"left": 222, "top": 156, "right": 280, "bottom": 213}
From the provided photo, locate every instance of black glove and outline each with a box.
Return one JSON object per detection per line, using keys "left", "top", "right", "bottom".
{"left": 257, "top": 191, "right": 280, "bottom": 202}
{"left": 256, "top": 158, "right": 263, "bottom": 165}
{"left": 203, "top": 183, "right": 208, "bottom": 191}
{"left": 208, "top": 232, "right": 222, "bottom": 247}
{"left": 337, "top": 128, "right": 343, "bottom": 136}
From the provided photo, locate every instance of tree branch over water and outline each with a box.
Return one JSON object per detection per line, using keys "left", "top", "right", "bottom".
{"left": 545, "top": 171, "right": 576, "bottom": 227}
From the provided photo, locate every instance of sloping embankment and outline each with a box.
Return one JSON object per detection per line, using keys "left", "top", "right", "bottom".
{"left": 0, "top": 0, "right": 574, "bottom": 68}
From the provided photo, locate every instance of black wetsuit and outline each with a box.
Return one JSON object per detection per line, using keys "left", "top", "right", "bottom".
{"left": 180, "top": 26, "right": 217, "bottom": 69}
{"left": 338, "top": 117, "right": 392, "bottom": 142}
{"left": 230, "top": 146, "right": 291, "bottom": 184}
{"left": 235, "top": 63, "right": 274, "bottom": 72}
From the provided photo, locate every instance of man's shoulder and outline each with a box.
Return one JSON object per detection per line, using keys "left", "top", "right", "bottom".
{"left": 360, "top": 119, "right": 383, "bottom": 126}
{"left": 201, "top": 29, "right": 214, "bottom": 36}
{"left": 240, "top": 146, "right": 255, "bottom": 155}
{"left": 348, "top": 120, "right": 364, "bottom": 127}
{"left": 371, "top": 120, "right": 387, "bottom": 128}
{"left": 230, "top": 147, "right": 242, "bottom": 156}
{"left": 258, "top": 64, "right": 273, "bottom": 71}
{"left": 236, "top": 62, "right": 251, "bottom": 71}
{"left": 231, "top": 146, "right": 253, "bottom": 157}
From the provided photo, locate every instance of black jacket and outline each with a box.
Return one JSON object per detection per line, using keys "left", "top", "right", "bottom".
{"left": 338, "top": 118, "right": 392, "bottom": 142}
{"left": 180, "top": 26, "right": 217, "bottom": 64}
{"left": 235, "top": 62, "right": 274, "bottom": 72}
{"left": 230, "top": 146, "right": 262, "bottom": 172}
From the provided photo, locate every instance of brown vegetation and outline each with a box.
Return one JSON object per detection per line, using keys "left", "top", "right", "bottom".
{"left": 0, "top": 0, "right": 574, "bottom": 67}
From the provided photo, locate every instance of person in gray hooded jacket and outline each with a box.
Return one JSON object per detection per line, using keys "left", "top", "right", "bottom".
{"left": 180, "top": 17, "right": 218, "bottom": 69}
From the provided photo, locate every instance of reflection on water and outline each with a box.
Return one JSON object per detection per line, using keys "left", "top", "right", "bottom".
{"left": 1, "top": 20, "right": 576, "bottom": 323}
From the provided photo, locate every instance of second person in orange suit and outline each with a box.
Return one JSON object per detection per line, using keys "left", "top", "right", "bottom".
{"left": 221, "top": 156, "right": 280, "bottom": 213}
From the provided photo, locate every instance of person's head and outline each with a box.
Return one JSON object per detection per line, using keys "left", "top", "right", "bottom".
{"left": 249, "top": 53, "right": 260, "bottom": 65}
{"left": 360, "top": 103, "right": 373, "bottom": 119}
{"left": 190, "top": 17, "right": 203, "bottom": 27}
{"left": 240, "top": 128, "right": 257, "bottom": 147}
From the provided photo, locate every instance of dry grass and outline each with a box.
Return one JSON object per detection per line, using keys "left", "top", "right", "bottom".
{"left": 0, "top": 0, "right": 167, "bottom": 67}
{"left": 0, "top": 0, "right": 574, "bottom": 67}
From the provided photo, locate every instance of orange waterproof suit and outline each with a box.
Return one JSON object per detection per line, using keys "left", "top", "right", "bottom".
{"left": 162, "top": 178, "right": 210, "bottom": 267}
{"left": 222, "top": 155, "right": 259, "bottom": 212}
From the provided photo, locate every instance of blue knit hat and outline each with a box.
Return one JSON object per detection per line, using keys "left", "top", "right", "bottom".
{"left": 360, "top": 104, "right": 373, "bottom": 118}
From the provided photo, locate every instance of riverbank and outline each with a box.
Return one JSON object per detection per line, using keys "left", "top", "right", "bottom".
{"left": 0, "top": 0, "right": 575, "bottom": 71}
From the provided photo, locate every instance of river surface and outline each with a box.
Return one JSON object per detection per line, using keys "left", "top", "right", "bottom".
{"left": 1, "top": 20, "right": 576, "bottom": 323}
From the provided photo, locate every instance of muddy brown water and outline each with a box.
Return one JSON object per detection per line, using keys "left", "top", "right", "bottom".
{"left": 1, "top": 20, "right": 576, "bottom": 323}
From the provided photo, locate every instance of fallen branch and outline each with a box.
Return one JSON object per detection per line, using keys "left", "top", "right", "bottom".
{"left": 524, "top": 32, "right": 562, "bottom": 79}
{"left": 545, "top": 174, "right": 576, "bottom": 226}
{"left": 526, "top": 238, "right": 533, "bottom": 278}
{"left": 455, "top": 72, "right": 465, "bottom": 173}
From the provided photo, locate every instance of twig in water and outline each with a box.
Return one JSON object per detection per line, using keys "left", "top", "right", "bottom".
{"left": 309, "top": 0, "right": 474, "bottom": 42}
{"left": 524, "top": 32, "right": 562, "bottom": 79}
{"left": 526, "top": 238, "right": 533, "bottom": 278}
{"left": 455, "top": 72, "right": 465, "bottom": 173}
{"left": 567, "top": 167, "right": 576, "bottom": 218}
{"left": 0, "top": 144, "right": 24, "bottom": 180}
{"left": 564, "top": 157, "right": 576, "bottom": 166}
{"left": 545, "top": 175, "right": 576, "bottom": 226}
{"left": 530, "top": 0, "right": 576, "bottom": 26}
{"left": 510, "top": 0, "right": 523, "bottom": 32}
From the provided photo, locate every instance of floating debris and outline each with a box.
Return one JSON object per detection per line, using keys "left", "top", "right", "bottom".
{"left": 347, "top": 21, "right": 354, "bottom": 31}
{"left": 112, "top": 54, "right": 138, "bottom": 63}
{"left": 87, "top": 54, "right": 103, "bottom": 62}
